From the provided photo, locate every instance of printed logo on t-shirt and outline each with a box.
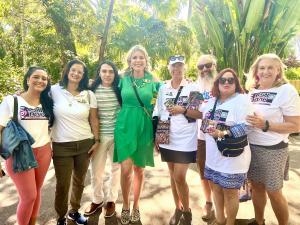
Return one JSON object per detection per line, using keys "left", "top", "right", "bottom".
{"left": 202, "top": 90, "right": 213, "bottom": 103}
{"left": 19, "top": 106, "right": 47, "bottom": 120}
{"left": 251, "top": 92, "right": 277, "bottom": 105}
{"left": 205, "top": 109, "right": 229, "bottom": 122}
{"left": 164, "top": 95, "right": 189, "bottom": 107}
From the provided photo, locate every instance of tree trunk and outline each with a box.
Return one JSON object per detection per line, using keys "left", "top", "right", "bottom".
{"left": 20, "top": 0, "right": 27, "bottom": 72}
{"left": 187, "top": 0, "right": 192, "bottom": 20}
{"left": 41, "top": 0, "right": 77, "bottom": 66}
{"left": 98, "top": 0, "right": 115, "bottom": 63}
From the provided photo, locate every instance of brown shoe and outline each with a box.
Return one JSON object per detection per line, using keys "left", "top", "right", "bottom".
{"left": 84, "top": 202, "right": 103, "bottom": 216}
{"left": 105, "top": 202, "right": 116, "bottom": 218}
{"left": 179, "top": 210, "right": 192, "bottom": 225}
{"left": 169, "top": 208, "right": 183, "bottom": 225}
{"left": 201, "top": 201, "right": 214, "bottom": 221}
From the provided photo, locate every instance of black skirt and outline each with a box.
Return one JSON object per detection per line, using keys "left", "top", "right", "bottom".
{"left": 159, "top": 147, "right": 196, "bottom": 164}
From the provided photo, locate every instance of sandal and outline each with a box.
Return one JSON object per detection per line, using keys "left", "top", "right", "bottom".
{"left": 120, "top": 209, "right": 130, "bottom": 225}
{"left": 201, "top": 201, "right": 214, "bottom": 221}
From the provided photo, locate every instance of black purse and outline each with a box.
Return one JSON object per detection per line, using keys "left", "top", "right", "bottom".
{"left": 216, "top": 135, "right": 248, "bottom": 157}
{"left": 210, "top": 98, "right": 248, "bottom": 157}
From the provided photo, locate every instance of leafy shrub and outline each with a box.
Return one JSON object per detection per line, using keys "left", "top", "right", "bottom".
{"left": 0, "top": 56, "right": 23, "bottom": 102}
{"left": 285, "top": 67, "right": 300, "bottom": 80}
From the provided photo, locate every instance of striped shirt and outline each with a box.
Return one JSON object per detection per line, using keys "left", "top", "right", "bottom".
{"left": 95, "top": 85, "right": 120, "bottom": 137}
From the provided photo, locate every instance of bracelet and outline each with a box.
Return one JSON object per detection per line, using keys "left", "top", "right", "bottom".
{"left": 262, "top": 120, "right": 269, "bottom": 132}
{"left": 183, "top": 108, "right": 188, "bottom": 115}
{"left": 94, "top": 139, "right": 100, "bottom": 143}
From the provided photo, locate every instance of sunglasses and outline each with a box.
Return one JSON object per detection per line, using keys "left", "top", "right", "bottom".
{"left": 169, "top": 55, "right": 185, "bottom": 62}
{"left": 197, "top": 62, "right": 213, "bottom": 70}
{"left": 219, "top": 77, "right": 235, "bottom": 85}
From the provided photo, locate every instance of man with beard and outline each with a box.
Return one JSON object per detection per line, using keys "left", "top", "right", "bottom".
{"left": 196, "top": 54, "right": 217, "bottom": 222}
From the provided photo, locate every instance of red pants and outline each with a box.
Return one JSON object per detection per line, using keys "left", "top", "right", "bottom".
{"left": 5, "top": 143, "right": 52, "bottom": 225}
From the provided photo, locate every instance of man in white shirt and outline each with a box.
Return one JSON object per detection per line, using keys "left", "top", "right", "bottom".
{"left": 196, "top": 54, "right": 217, "bottom": 222}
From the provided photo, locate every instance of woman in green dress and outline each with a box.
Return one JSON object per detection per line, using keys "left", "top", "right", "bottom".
{"left": 114, "top": 45, "right": 160, "bottom": 224}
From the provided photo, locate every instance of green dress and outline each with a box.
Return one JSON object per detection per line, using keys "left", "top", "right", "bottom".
{"left": 113, "top": 71, "right": 160, "bottom": 167}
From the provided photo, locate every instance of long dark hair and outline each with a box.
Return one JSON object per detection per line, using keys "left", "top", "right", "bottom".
{"left": 59, "top": 59, "right": 89, "bottom": 91}
{"left": 23, "top": 66, "right": 55, "bottom": 127}
{"left": 211, "top": 68, "right": 244, "bottom": 97}
{"left": 90, "top": 60, "right": 122, "bottom": 105}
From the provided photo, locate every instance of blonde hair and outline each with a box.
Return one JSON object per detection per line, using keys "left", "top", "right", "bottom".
{"left": 126, "top": 45, "right": 151, "bottom": 72}
{"left": 246, "top": 53, "right": 288, "bottom": 91}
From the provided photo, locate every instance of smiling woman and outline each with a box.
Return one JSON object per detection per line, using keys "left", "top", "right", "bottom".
{"left": 0, "top": 66, "right": 54, "bottom": 225}
{"left": 113, "top": 45, "right": 160, "bottom": 225}
{"left": 246, "top": 53, "right": 300, "bottom": 225}
{"left": 50, "top": 59, "right": 99, "bottom": 225}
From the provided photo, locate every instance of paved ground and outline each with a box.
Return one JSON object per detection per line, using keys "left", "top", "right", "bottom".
{"left": 1, "top": 135, "right": 300, "bottom": 225}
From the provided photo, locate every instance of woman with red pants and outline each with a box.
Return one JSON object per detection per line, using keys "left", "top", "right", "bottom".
{"left": 0, "top": 66, "right": 54, "bottom": 225}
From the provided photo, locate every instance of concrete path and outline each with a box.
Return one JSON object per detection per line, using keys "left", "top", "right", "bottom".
{"left": 1, "top": 135, "right": 300, "bottom": 225}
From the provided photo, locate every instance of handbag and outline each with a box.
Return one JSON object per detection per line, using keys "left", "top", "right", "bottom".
{"left": 155, "top": 86, "right": 183, "bottom": 144}
{"left": 155, "top": 120, "right": 171, "bottom": 144}
{"left": 216, "top": 135, "right": 248, "bottom": 157}
{"left": 210, "top": 98, "right": 248, "bottom": 157}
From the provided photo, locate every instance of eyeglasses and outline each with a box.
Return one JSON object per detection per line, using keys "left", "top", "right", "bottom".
{"left": 169, "top": 55, "right": 185, "bottom": 62}
{"left": 197, "top": 62, "right": 213, "bottom": 70}
{"left": 219, "top": 77, "right": 235, "bottom": 85}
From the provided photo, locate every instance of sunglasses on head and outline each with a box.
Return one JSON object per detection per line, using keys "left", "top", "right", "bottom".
{"left": 197, "top": 62, "right": 213, "bottom": 70}
{"left": 219, "top": 77, "right": 235, "bottom": 85}
{"left": 169, "top": 55, "right": 185, "bottom": 62}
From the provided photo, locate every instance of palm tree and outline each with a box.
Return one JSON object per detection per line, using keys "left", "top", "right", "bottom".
{"left": 193, "top": 0, "right": 300, "bottom": 82}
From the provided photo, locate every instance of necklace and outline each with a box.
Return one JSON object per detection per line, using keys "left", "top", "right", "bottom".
{"left": 131, "top": 77, "right": 151, "bottom": 89}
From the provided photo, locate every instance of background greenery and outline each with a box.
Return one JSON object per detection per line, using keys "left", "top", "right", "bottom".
{"left": 1, "top": 0, "right": 300, "bottom": 101}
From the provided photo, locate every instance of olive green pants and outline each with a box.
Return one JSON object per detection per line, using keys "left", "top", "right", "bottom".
{"left": 52, "top": 138, "right": 93, "bottom": 219}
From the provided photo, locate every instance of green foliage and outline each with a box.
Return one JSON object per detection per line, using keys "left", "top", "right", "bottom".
{"left": 192, "top": 0, "right": 300, "bottom": 83}
{"left": 285, "top": 67, "right": 300, "bottom": 80}
{"left": 0, "top": 56, "right": 23, "bottom": 102}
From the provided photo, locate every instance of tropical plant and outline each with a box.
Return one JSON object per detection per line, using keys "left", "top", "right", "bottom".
{"left": 192, "top": 0, "right": 300, "bottom": 82}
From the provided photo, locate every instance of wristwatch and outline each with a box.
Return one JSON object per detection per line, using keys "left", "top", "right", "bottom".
{"left": 94, "top": 139, "right": 100, "bottom": 143}
{"left": 262, "top": 120, "right": 270, "bottom": 132}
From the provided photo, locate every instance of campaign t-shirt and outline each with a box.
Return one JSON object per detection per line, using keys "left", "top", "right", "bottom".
{"left": 155, "top": 79, "right": 200, "bottom": 152}
{"left": 196, "top": 77, "right": 214, "bottom": 140}
{"left": 201, "top": 94, "right": 254, "bottom": 174}
{"left": 248, "top": 83, "right": 300, "bottom": 145}
{"left": 0, "top": 95, "right": 50, "bottom": 148}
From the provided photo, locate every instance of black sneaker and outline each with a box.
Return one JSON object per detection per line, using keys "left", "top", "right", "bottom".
{"left": 68, "top": 212, "right": 88, "bottom": 225}
{"left": 56, "top": 218, "right": 66, "bottom": 225}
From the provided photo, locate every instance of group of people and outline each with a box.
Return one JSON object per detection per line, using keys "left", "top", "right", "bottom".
{"left": 0, "top": 44, "right": 299, "bottom": 225}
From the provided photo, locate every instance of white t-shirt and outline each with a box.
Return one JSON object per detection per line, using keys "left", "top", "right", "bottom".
{"left": 0, "top": 95, "right": 50, "bottom": 148}
{"left": 50, "top": 84, "right": 97, "bottom": 142}
{"left": 156, "top": 79, "right": 200, "bottom": 152}
{"left": 248, "top": 83, "right": 300, "bottom": 145}
{"left": 201, "top": 94, "right": 254, "bottom": 174}
{"left": 196, "top": 77, "right": 214, "bottom": 140}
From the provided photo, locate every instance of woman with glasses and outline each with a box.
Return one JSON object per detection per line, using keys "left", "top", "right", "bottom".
{"left": 246, "top": 54, "right": 300, "bottom": 225}
{"left": 200, "top": 68, "right": 253, "bottom": 225}
{"left": 113, "top": 45, "right": 160, "bottom": 225}
{"left": 155, "top": 55, "right": 202, "bottom": 225}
